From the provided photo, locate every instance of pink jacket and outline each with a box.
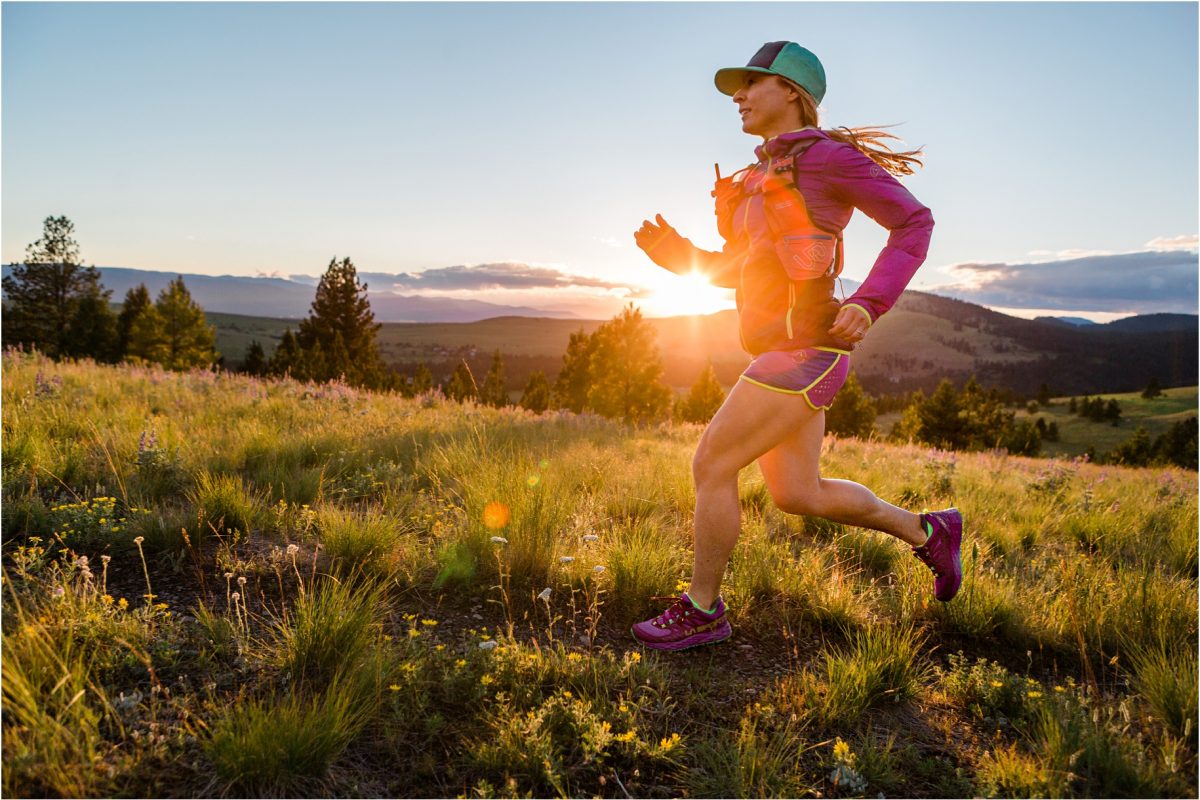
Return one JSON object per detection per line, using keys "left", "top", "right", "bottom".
{"left": 694, "top": 127, "right": 935, "bottom": 353}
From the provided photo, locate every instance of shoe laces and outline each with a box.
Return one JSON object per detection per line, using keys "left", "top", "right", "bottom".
{"left": 912, "top": 545, "right": 943, "bottom": 578}
{"left": 651, "top": 597, "right": 695, "bottom": 627}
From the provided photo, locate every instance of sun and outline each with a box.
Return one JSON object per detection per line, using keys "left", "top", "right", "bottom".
{"left": 642, "top": 271, "right": 735, "bottom": 317}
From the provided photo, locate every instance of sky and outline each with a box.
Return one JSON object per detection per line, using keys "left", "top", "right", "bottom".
{"left": 3, "top": 1, "right": 1198, "bottom": 321}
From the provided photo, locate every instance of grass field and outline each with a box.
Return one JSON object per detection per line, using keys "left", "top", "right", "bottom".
{"left": 875, "top": 385, "right": 1198, "bottom": 461}
{"left": 3, "top": 352, "right": 1197, "bottom": 798}
{"left": 1021, "top": 386, "right": 1199, "bottom": 459}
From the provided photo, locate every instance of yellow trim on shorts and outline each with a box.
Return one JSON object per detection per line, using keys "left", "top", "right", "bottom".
{"left": 813, "top": 345, "right": 852, "bottom": 355}
{"left": 738, "top": 352, "right": 846, "bottom": 412}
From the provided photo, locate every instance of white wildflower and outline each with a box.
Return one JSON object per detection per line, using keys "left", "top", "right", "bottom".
{"left": 478, "top": 640, "right": 499, "bottom": 650}
{"left": 490, "top": 536, "right": 509, "bottom": 545}
{"left": 537, "top": 587, "right": 552, "bottom": 602}
{"left": 581, "top": 534, "right": 599, "bottom": 543}
{"left": 559, "top": 556, "right": 575, "bottom": 564}
{"left": 593, "top": 565, "right": 606, "bottom": 573}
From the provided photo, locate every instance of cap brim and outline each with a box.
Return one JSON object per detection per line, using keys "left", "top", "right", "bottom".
{"left": 714, "top": 66, "right": 777, "bottom": 96}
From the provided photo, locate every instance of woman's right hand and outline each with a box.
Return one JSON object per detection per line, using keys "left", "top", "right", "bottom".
{"left": 634, "top": 214, "right": 690, "bottom": 272}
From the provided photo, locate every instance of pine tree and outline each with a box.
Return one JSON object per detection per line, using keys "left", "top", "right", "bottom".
{"left": 2, "top": 215, "right": 108, "bottom": 358}
{"left": 675, "top": 362, "right": 726, "bottom": 424}
{"left": 242, "top": 340, "right": 267, "bottom": 375}
{"left": 295, "top": 256, "right": 387, "bottom": 386}
{"left": 1141, "top": 377, "right": 1164, "bottom": 399}
{"left": 918, "top": 379, "right": 969, "bottom": 450}
{"left": 411, "top": 363, "right": 434, "bottom": 395}
{"left": 1105, "top": 398, "right": 1122, "bottom": 426}
{"left": 890, "top": 389, "right": 925, "bottom": 442}
{"left": 480, "top": 349, "right": 509, "bottom": 407}
{"left": 268, "top": 330, "right": 301, "bottom": 377}
{"left": 520, "top": 371, "right": 551, "bottom": 413}
{"left": 445, "top": 360, "right": 479, "bottom": 402}
{"left": 1152, "top": 417, "right": 1197, "bottom": 469}
{"left": 1107, "top": 426, "right": 1153, "bottom": 466}
{"left": 1036, "top": 383, "right": 1052, "bottom": 406}
{"left": 552, "top": 328, "right": 598, "bottom": 413}
{"left": 126, "top": 277, "right": 216, "bottom": 370}
{"left": 117, "top": 284, "right": 152, "bottom": 359}
{"left": 1045, "top": 421, "right": 1060, "bottom": 442}
{"left": 1068, "top": 396, "right": 1077, "bottom": 414}
{"left": 825, "top": 372, "right": 876, "bottom": 439}
{"left": 61, "top": 284, "right": 119, "bottom": 362}
{"left": 585, "top": 304, "right": 672, "bottom": 425}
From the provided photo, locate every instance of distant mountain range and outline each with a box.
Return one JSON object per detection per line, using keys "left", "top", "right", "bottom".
{"left": 1, "top": 265, "right": 576, "bottom": 322}
{"left": 4, "top": 263, "right": 1195, "bottom": 397}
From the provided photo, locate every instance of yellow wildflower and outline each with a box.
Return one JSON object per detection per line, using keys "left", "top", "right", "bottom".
{"left": 1027, "top": 690, "right": 1043, "bottom": 699}
{"left": 389, "top": 684, "right": 401, "bottom": 691}
{"left": 480, "top": 675, "right": 495, "bottom": 686}
{"left": 421, "top": 619, "right": 438, "bottom": 627}
{"left": 659, "top": 733, "right": 681, "bottom": 752}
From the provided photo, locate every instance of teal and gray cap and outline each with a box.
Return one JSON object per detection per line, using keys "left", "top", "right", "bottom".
{"left": 714, "top": 41, "right": 827, "bottom": 105}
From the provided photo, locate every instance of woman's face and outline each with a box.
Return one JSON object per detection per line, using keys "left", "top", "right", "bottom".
{"left": 732, "top": 74, "right": 802, "bottom": 139}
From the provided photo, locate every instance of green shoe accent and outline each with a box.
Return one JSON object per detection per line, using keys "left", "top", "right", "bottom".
{"left": 688, "top": 594, "right": 717, "bottom": 614}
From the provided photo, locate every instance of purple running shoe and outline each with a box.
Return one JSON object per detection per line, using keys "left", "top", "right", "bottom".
{"left": 912, "top": 508, "right": 963, "bottom": 602}
{"left": 630, "top": 593, "right": 732, "bottom": 651}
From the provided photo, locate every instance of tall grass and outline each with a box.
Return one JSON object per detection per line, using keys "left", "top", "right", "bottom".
{"left": 3, "top": 354, "right": 1196, "bottom": 798}
{"left": 274, "top": 576, "right": 385, "bottom": 686}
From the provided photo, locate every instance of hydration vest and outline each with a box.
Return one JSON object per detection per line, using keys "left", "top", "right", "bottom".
{"left": 713, "top": 137, "right": 844, "bottom": 274}
{"left": 712, "top": 137, "right": 849, "bottom": 351}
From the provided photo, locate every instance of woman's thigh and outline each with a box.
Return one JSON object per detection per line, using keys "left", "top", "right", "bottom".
{"left": 756, "top": 405, "right": 826, "bottom": 511}
{"left": 694, "top": 377, "right": 823, "bottom": 483}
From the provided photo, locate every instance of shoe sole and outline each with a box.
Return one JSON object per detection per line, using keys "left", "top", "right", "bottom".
{"left": 629, "top": 623, "right": 733, "bottom": 651}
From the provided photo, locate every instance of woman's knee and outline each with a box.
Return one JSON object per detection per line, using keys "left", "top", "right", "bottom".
{"left": 770, "top": 481, "right": 826, "bottom": 517}
{"left": 692, "top": 445, "right": 739, "bottom": 489}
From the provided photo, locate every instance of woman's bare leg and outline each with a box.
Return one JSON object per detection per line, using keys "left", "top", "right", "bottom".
{"left": 687, "top": 379, "right": 835, "bottom": 610}
{"left": 756, "top": 409, "right": 927, "bottom": 546}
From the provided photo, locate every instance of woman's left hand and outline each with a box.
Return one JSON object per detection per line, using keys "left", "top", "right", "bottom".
{"left": 828, "top": 305, "right": 871, "bottom": 343}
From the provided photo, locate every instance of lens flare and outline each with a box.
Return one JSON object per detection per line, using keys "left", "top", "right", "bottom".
{"left": 483, "top": 501, "right": 510, "bottom": 529}
{"left": 527, "top": 474, "right": 540, "bottom": 487}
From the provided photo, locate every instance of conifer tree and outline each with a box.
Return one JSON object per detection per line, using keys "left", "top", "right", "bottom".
{"left": 675, "top": 362, "right": 726, "bottom": 424}
{"left": 62, "top": 284, "right": 119, "bottom": 362}
{"left": 520, "top": 370, "right": 551, "bottom": 413}
{"left": 242, "top": 340, "right": 267, "bottom": 375}
{"left": 295, "top": 256, "right": 387, "bottom": 387}
{"left": 585, "top": 304, "right": 671, "bottom": 425}
{"left": 890, "top": 389, "right": 925, "bottom": 442}
{"left": 1142, "top": 376, "right": 1163, "bottom": 399}
{"left": 126, "top": 277, "right": 216, "bottom": 370}
{"left": 918, "top": 379, "right": 968, "bottom": 450}
{"left": 2, "top": 215, "right": 108, "bottom": 358}
{"left": 445, "top": 360, "right": 479, "bottom": 402}
{"left": 117, "top": 284, "right": 152, "bottom": 359}
{"left": 480, "top": 349, "right": 509, "bottom": 407}
{"left": 269, "top": 330, "right": 301, "bottom": 377}
{"left": 411, "top": 363, "right": 434, "bottom": 395}
{"left": 825, "top": 372, "right": 876, "bottom": 439}
{"left": 552, "top": 328, "right": 598, "bottom": 413}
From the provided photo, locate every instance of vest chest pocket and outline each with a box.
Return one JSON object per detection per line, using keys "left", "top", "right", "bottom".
{"left": 775, "top": 234, "right": 836, "bottom": 281}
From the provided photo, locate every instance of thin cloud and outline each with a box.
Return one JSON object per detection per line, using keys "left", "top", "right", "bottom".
{"left": 933, "top": 248, "right": 1198, "bottom": 314}
{"left": 1146, "top": 234, "right": 1199, "bottom": 251}
{"left": 362, "top": 263, "right": 630, "bottom": 293}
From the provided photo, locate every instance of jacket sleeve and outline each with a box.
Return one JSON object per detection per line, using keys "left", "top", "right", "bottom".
{"left": 692, "top": 239, "right": 744, "bottom": 289}
{"left": 824, "top": 143, "right": 935, "bottom": 325}
{"left": 654, "top": 237, "right": 744, "bottom": 289}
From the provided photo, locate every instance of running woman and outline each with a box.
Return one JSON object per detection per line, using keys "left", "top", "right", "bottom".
{"left": 631, "top": 41, "right": 962, "bottom": 650}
